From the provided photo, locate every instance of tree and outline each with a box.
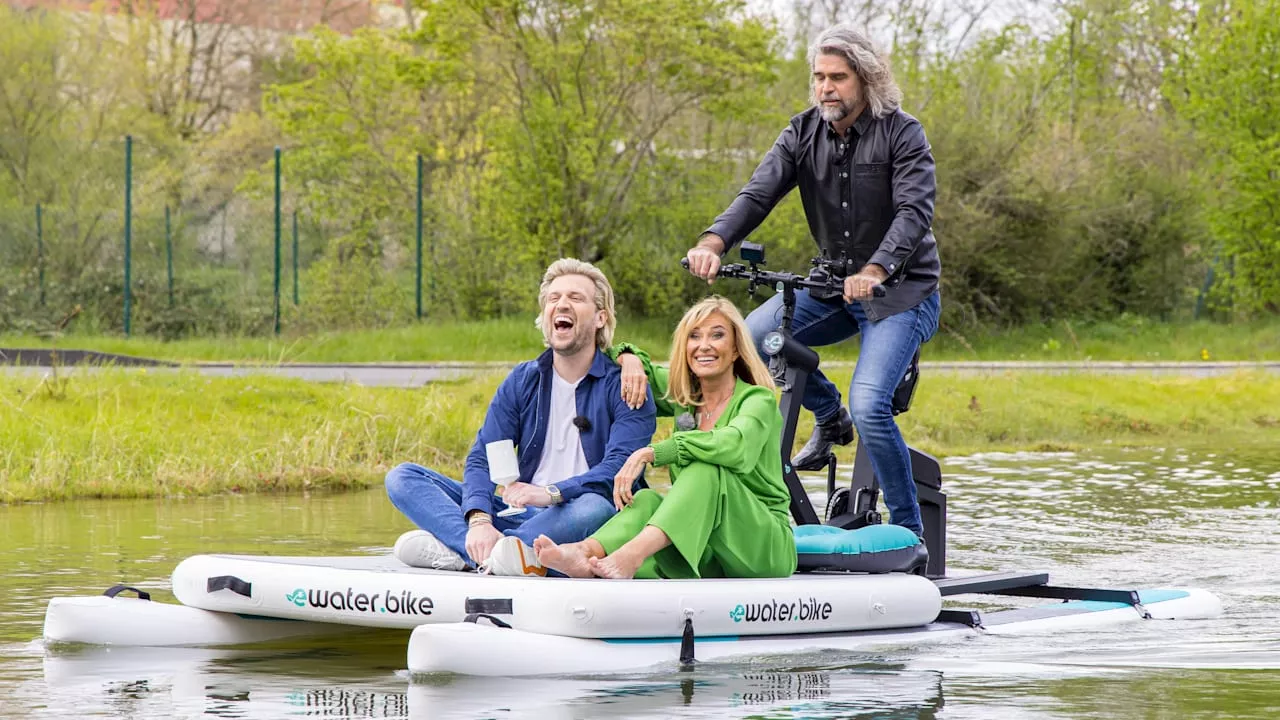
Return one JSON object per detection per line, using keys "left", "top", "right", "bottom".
{"left": 116, "top": 0, "right": 267, "bottom": 140}
{"left": 425, "top": 0, "right": 780, "bottom": 266}
{"left": 1172, "top": 0, "right": 1280, "bottom": 313}
{"left": 259, "top": 23, "right": 491, "bottom": 324}
{"left": 0, "top": 7, "right": 148, "bottom": 292}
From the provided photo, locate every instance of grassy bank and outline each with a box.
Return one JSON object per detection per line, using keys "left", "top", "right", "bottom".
{"left": 4, "top": 316, "right": 1280, "bottom": 364}
{"left": 2, "top": 369, "right": 1277, "bottom": 502}
{"left": 0, "top": 368, "right": 494, "bottom": 503}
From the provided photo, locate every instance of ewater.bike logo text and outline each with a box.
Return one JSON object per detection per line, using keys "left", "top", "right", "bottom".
{"left": 729, "top": 597, "right": 833, "bottom": 623}
{"left": 285, "top": 587, "right": 434, "bottom": 615}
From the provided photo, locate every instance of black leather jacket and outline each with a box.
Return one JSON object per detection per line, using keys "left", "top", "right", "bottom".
{"left": 705, "top": 106, "right": 941, "bottom": 320}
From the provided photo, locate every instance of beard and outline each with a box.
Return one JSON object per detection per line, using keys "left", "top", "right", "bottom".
{"left": 546, "top": 322, "right": 595, "bottom": 356}
{"left": 816, "top": 94, "right": 859, "bottom": 123}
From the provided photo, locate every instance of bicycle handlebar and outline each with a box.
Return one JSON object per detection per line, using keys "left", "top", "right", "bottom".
{"left": 680, "top": 258, "right": 886, "bottom": 298}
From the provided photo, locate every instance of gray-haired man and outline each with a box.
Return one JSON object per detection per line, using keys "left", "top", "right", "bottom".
{"left": 683, "top": 25, "right": 941, "bottom": 536}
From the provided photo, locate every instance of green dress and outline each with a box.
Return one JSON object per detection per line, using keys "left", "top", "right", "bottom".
{"left": 598, "top": 346, "right": 796, "bottom": 579}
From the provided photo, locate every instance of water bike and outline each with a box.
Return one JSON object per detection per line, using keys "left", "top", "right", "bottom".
{"left": 42, "top": 244, "right": 1222, "bottom": 676}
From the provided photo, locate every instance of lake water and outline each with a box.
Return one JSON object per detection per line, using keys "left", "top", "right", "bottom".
{"left": 1, "top": 448, "right": 1277, "bottom": 719}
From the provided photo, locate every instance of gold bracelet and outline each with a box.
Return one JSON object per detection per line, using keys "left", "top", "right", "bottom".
{"left": 467, "top": 513, "right": 493, "bottom": 527}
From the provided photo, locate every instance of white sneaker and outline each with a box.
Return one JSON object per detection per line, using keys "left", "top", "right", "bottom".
{"left": 481, "top": 536, "right": 546, "bottom": 577}
{"left": 393, "top": 530, "right": 468, "bottom": 571}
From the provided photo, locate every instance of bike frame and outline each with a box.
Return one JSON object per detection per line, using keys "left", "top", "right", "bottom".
{"left": 697, "top": 243, "right": 948, "bottom": 577}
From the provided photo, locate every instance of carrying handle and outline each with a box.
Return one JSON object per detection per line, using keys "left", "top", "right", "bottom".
{"left": 102, "top": 584, "right": 151, "bottom": 601}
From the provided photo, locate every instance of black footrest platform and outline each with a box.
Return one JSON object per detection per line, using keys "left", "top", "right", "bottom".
{"left": 933, "top": 572, "right": 1143, "bottom": 606}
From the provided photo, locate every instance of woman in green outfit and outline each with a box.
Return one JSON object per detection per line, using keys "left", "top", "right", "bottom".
{"left": 534, "top": 296, "right": 797, "bottom": 580}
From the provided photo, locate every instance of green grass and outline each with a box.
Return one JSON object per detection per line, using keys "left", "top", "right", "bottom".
{"left": 3, "top": 368, "right": 1277, "bottom": 502}
{"left": 0, "top": 368, "right": 501, "bottom": 502}
{"left": 926, "top": 316, "right": 1280, "bottom": 362}
{"left": 892, "top": 369, "right": 1280, "bottom": 457}
{"left": 4, "top": 315, "right": 1279, "bottom": 363}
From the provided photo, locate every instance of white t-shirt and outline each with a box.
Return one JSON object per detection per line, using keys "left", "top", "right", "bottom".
{"left": 529, "top": 370, "right": 591, "bottom": 488}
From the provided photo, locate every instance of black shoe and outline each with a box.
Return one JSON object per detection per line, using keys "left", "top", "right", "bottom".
{"left": 791, "top": 407, "right": 855, "bottom": 471}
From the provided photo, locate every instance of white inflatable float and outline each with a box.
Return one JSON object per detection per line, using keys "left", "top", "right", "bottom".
{"left": 167, "top": 553, "right": 942, "bottom": 637}
{"left": 43, "top": 588, "right": 357, "bottom": 647}
{"left": 406, "top": 587, "right": 1223, "bottom": 676}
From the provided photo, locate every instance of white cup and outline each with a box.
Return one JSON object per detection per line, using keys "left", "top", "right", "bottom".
{"left": 485, "top": 439, "right": 519, "bottom": 487}
{"left": 485, "top": 439, "right": 525, "bottom": 516}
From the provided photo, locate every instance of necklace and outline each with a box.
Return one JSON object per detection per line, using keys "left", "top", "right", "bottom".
{"left": 697, "top": 393, "right": 732, "bottom": 428}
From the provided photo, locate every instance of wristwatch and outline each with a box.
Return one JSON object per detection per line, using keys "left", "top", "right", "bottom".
{"left": 545, "top": 485, "right": 563, "bottom": 505}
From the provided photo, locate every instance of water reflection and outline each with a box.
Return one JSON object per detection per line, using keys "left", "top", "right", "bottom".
{"left": 408, "top": 666, "right": 943, "bottom": 719}
{"left": 39, "top": 642, "right": 409, "bottom": 718}
{"left": 1, "top": 447, "right": 1277, "bottom": 718}
{"left": 36, "top": 642, "right": 946, "bottom": 719}
{"left": 283, "top": 688, "right": 408, "bottom": 718}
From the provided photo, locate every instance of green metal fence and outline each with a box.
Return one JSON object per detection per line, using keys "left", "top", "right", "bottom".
{"left": 0, "top": 136, "right": 436, "bottom": 338}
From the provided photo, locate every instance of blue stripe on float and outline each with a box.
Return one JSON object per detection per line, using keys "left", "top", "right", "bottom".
{"left": 1138, "top": 589, "right": 1191, "bottom": 604}
{"left": 605, "top": 590, "right": 1192, "bottom": 642}
{"left": 1066, "top": 589, "right": 1190, "bottom": 613}
{"left": 234, "top": 613, "right": 306, "bottom": 622}
{"left": 604, "top": 635, "right": 741, "bottom": 645}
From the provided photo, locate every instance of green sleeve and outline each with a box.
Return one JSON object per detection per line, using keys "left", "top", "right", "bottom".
{"left": 607, "top": 341, "right": 676, "bottom": 417}
{"left": 650, "top": 385, "right": 777, "bottom": 473}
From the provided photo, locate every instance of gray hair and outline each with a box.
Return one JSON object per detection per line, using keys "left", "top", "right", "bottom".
{"left": 807, "top": 24, "right": 903, "bottom": 119}
{"left": 535, "top": 258, "right": 617, "bottom": 351}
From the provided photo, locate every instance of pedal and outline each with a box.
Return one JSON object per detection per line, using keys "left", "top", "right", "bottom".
{"left": 808, "top": 448, "right": 839, "bottom": 471}
{"left": 824, "top": 454, "right": 838, "bottom": 500}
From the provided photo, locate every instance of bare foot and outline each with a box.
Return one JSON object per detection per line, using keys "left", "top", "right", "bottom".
{"left": 533, "top": 535, "right": 594, "bottom": 579}
{"left": 588, "top": 553, "right": 641, "bottom": 579}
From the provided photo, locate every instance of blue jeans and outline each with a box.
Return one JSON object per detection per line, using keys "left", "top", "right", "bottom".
{"left": 385, "top": 462, "right": 616, "bottom": 569}
{"left": 744, "top": 291, "right": 941, "bottom": 534}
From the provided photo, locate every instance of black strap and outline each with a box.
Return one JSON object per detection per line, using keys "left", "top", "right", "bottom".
{"left": 679, "top": 616, "right": 696, "bottom": 666}
{"left": 464, "top": 613, "right": 512, "bottom": 628}
{"left": 102, "top": 584, "right": 151, "bottom": 601}
{"left": 206, "top": 575, "right": 253, "bottom": 598}
{"left": 464, "top": 597, "right": 513, "bottom": 615}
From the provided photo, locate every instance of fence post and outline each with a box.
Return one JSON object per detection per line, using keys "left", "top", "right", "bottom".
{"left": 124, "top": 135, "right": 133, "bottom": 337}
{"left": 416, "top": 153, "right": 423, "bottom": 320}
{"left": 1194, "top": 250, "right": 1220, "bottom": 321}
{"left": 36, "top": 203, "right": 45, "bottom": 307}
{"left": 292, "top": 209, "right": 299, "bottom": 305}
{"left": 165, "top": 205, "right": 174, "bottom": 307}
{"left": 273, "top": 146, "right": 282, "bottom": 335}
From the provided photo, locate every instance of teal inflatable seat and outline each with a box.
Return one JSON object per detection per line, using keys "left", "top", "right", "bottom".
{"left": 793, "top": 524, "right": 929, "bottom": 574}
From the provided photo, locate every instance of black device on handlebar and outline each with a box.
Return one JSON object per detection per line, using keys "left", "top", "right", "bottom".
{"left": 683, "top": 242, "right": 947, "bottom": 577}
{"left": 681, "top": 242, "right": 887, "bottom": 393}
